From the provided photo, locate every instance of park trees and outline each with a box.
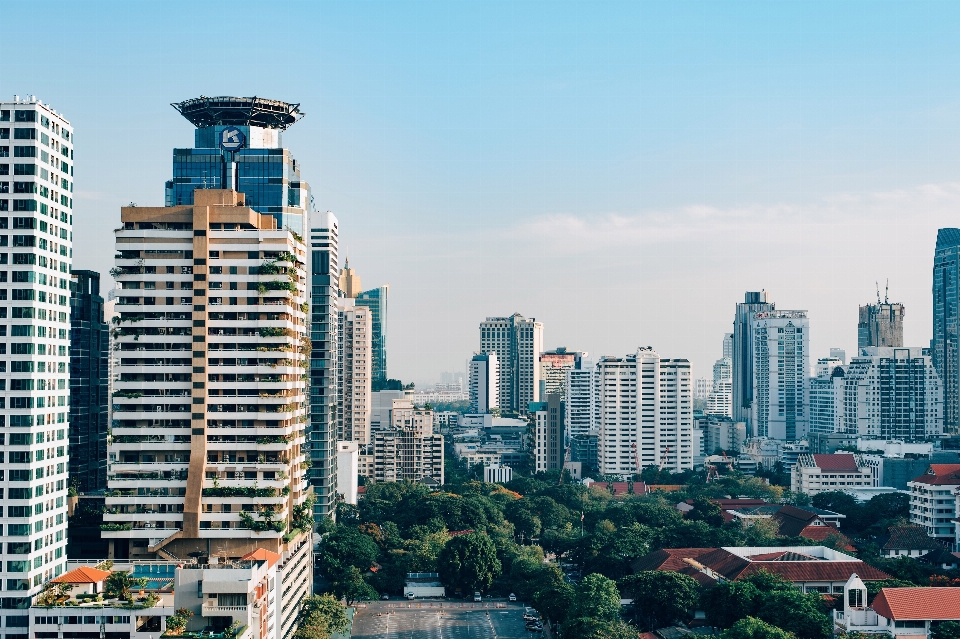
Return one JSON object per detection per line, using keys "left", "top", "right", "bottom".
{"left": 437, "top": 532, "right": 502, "bottom": 594}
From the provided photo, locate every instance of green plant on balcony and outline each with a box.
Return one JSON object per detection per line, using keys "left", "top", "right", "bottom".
{"left": 105, "top": 571, "right": 147, "bottom": 601}
{"left": 164, "top": 607, "right": 194, "bottom": 636}
{"left": 258, "top": 326, "right": 284, "bottom": 337}
{"left": 100, "top": 523, "right": 132, "bottom": 531}
{"left": 37, "top": 581, "right": 73, "bottom": 606}
{"left": 258, "top": 261, "right": 281, "bottom": 275}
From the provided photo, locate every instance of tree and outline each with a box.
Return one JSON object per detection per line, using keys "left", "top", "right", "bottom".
{"left": 317, "top": 526, "right": 379, "bottom": 577}
{"left": 533, "top": 581, "right": 575, "bottom": 626}
{"left": 104, "top": 571, "right": 147, "bottom": 601}
{"left": 933, "top": 621, "right": 960, "bottom": 639}
{"left": 754, "top": 588, "right": 831, "bottom": 639}
{"left": 437, "top": 532, "right": 502, "bottom": 594}
{"left": 568, "top": 573, "right": 622, "bottom": 623}
{"left": 619, "top": 571, "right": 699, "bottom": 629}
{"left": 701, "top": 581, "right": 761, "bottom": 629}
{"left": 328, "top": 565, "right": 378, "bottom": 605}
{"left": 562, "top": 617, "right": 639, "bottom": 639}
{"left": 292, "top": 594, "right": 350, "bottom": 639}
{"left": 687, "top": 496, "right": 725, "bottom": 527}
{"left": 165, "top": 607, "right": 194, "bottom": 635}
{"left": 722, "top": 617, "right": 796, "bottom": 639}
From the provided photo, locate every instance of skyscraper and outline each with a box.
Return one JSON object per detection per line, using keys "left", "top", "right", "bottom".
{"left": 69, "top": 269, "right": 108, "bottom": 493}
{"left": 706, "top": 357, "right": 732, "bottom": 417}
{"left": 533, "top": 393, "right": 564, "bottom": 472}
{"left": 933, "top": 228, "right": 960, "bottom": 433}
{"left": 595, "top": 348, "right": 693, "bottom": 476}
{"left": 538, "top": 347, "right": 585, "bottom": 400}
{"left": 751, "top": 310, "right": 810, "bottom": 440}
{"left": 309, "top": 210, "right": 340, "bottom": 518}
{"left": 370, "top": 399, "right": 443, "bottom": 484}
{"left": 0, "top": 95, "right": 74, "bottom": 625}
{"left": 468, "top": 352, "right": 499, "bottom": 413}
{"left": 565, "top": 360, "right": 594, "bottom": 438}
{"left": 338, "top": 258, "right": 362, "bottom": 299}
{"left": 356, "top": 285, "right": 388, "bottom": 385}
{"left": 335, "top": 298, "right": 372, "bottom": 445}
{"left": 732, "top": 291, "right": 774, "bottom": 429}
{"left": 479, "top": 313, "right": 543, "bottom": 413}
{"left": 166, "top": 96, "right": 310, "bottom": 235}
{"left": 722, "top": 333, "right": 733, "bottom": 360}
{"left": 858, "top": 301, "right": 904, "bottom": 349}
{"left": 106, "top": 189, "right": 313, "bottom": 563}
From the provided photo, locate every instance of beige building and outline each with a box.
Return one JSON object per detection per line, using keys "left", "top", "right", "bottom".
{"left": 336, "top": 298, "right": 372, "bottom": 444}
{"left": 791, "top": 453, "right": 873, "bottom": 496}
{"left": 371, "top": 399, "right": 444, "bottom": 484}
{"left": 479, "top": 313, "right": 543, "bottom": 413}
{"left": 105, "top": 189, "right": 314, "bottom": 565}
{"left": 337, "top": 257, "right": 362, "bottom": 298}
{"left": 534, "top": 393, "right": 564, "bottom": 473}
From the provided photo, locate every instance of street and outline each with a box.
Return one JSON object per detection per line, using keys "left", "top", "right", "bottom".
{"left": 351, "top": 600, "right": 537, "bottom": 639}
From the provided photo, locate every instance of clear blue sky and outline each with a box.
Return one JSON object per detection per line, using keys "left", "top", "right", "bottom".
{"left": 3, "top": 0, "right": 960, "bottom": 383}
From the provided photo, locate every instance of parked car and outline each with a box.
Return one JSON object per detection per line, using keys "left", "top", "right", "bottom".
{"left": 474, "top": 591, "right": 482, "bottom": 602}
{"left": 381, "top": 593, "right": 389, "bottom": 600}
{"left": 406, "top": 592, "right": 415, "bottom": 600}
{"left": 526, "top": 622, "right": 544, "bottom": 632}
{"left": 508, "top": 593, "right": 517, "bottom": 602}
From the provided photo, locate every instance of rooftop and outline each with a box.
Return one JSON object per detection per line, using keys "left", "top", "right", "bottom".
{"left": 873, "top": 587, "right": 960, "bottom": 621}
{"left": 171, "top": 96, "right": 304, "bottom": 130}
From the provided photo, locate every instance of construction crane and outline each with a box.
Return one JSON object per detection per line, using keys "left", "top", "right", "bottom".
{"left": 659, "top": 446, "right": 672, "bottom": 471}
{"left": 632, "top": 443, "right": 641, "bottom": 476}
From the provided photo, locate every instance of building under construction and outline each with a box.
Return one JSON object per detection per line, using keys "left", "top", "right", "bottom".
{"left": 858, "top": 284, "right": 904, "bottom": 350}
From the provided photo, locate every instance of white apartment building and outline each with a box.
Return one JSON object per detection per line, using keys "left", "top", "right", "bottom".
{"left": 336, "top": 441, "right": 359, "bottom": 505}
{"left": 751, "top": 310, "right": 810, "bottom": 441}
{"left": 809, "top": 364, "right": 844, "bottom": 435}
{"left": 371, "top": 399, "right": 444, "bottom": 484}
{"left": 106, "top": 189, "right": 314, "bottom": 566}
{"left": 468, "top": 351, "right": 499, "bottom": 413}
{"left": 484, "top": 464, "right": 512, "bottom": 483}
{"left": 791, "top": 453, "right": 873, "bottom": 496}
{"left": 0, "top": 96, "right": 74, "bottom": 627}
{"left": 336, "top": 298, "right": 372, "bottom": 445}
{"left": 840, "top": 347, "right": 943, "bottom": 441}
{"left": 594, "top": 348, "right": 693, "bottom": 476}
{"left": 908, "top": 464, "right": 960, "bottom": 543}
{"left": 565, "top": 361, "right": 594, "bottom": 438}
{"left": 706, "top": 357, "right": 732, "bottom": 417}
{"left": 815, "top": 356, "right": 844, "bottom": 378}
{"left": 539, "top": 348, "right": 585, "bottom": 400}
{"left": 479, "top": 314, "right": 543, "bottom": 413}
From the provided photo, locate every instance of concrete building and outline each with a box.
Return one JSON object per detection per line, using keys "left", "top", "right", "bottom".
{"left": 595, "top": 348, "right": 693, "bottom": 476}
{"left": 694, "top": 378, "right": 712, "bottom": 402}
{"left": 815, "top": 356, "right": 844, "bottom": 378}
{"left": 830, "top": 348, "right": 847, "bottom": 364}
{"left": 858, "top": 300, "right": 905, "bottom": 349}
{"left": 370, "top": 389, "right": 413, "bottom": 430}
{"left": 371, "top": 399, "right": 444, "bottom": 484}
{"left": 565, "top": 360, "right": 594, "bottom": 438}
{"left": 69, "top": 269, "right": 109, "bottom": 493}
{"left": 809, "top": 364, "right": 844, "bottom": 435}
{"left": 106, "top": 189, "right": 313, "bottom": 563}
{"left": 751, "top": 309, "right": 810, "bottom": 440}
{"left": 706, "top": 357, "right": 732, "bottom": 417}
{"left": 336, "top": 298, "right": 372, "bottom": 445}
{"left": 336, "top": 440, "right": 359, "bottom": 505}
{"left": 835, "top": 576, "right": 960, "bottom": 639}
{"left": 0, "top": 95, "right": 75, "bottom": 626}
{"left": 308, "top": 210, "right": 340, "bottom": 518}
{"left": 570, "top": 433, "right": 598, "bottom": 473}
{"left": 909, "top": 464, "right": 960, "bottom": 543}
{"left": 732, "top": 291, "right": 775, "bottom": 430}
{"left": 791, "top": 454, "right": 874, "bottom": 496}
{"left": 539, "top": 347, "right": 585, "bottom": 400}
{"left": 723, "top": 333, "right": 733, "bottom": 360}
{"left": 356, "top": 285, "right": 388, "bottom": 385}
{"left": 484, "top": 464, "right": 513, "bottom": 483}
{"left": 479, "top": 314, "right": 543, "bottom": 413}
{"left": 532, "top": 393, "right": 564, "bottom": 473}
{"left": 934, "top": 228, "right": 960, "bottom": 434}
{"left": 697, "top": 414, "right": 747, "bottom": 456}
{"left": 337, "top": 257, "right": 361, "bottom": 299}
{"left": 468, "top": 352, "right": 499, "bottom": 414}
{"left": 840, "top": 347, "right": 943, "bottom": 441}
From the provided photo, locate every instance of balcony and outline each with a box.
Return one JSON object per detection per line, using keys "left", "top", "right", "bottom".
{"left": 202, "top": 600, "right": 248, "bottom": 616}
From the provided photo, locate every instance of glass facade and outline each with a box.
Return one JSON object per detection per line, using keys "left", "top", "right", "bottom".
{"left": 933, "top": 228, "right": 960, "bottom": 433}
{"left": 164, "top": 126, "right": 309, "bottom": 236}
{"left": 355, "top": 285, "right": 388, "bottom": 384}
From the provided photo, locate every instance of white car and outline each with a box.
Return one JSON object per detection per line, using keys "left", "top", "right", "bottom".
{"left": 406, "top": 592, "right": 415, "bottom": 600}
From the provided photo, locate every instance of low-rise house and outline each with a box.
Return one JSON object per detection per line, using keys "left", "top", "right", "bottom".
{"left": 631, "top": 546, "right": 890, "bottom": 595}
{"left": 791, "top": 453, "right": 874, "bottom": 496}
{"left": 836, "top": 573, "right": 960, "bottom": 637}
{"left": 909, "top": 464, "right": 960, "bottom": 543}
{"left": 878, "top": 526, "right": 943, "bottom": 558}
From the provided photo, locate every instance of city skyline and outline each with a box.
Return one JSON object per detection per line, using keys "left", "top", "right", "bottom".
{"left": 4, "top": 1, "right": 960, "bottom": 386}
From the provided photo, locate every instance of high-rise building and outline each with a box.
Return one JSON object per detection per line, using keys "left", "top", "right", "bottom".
{"left": 815, "top": 356, "right": 844, "bottom": 378}
{"left": 106, "top": 189, "right": 312, "bottom": 562}
{"left": 371, "top": 399, "right": 443, "bottom": 484}
{"left": 858, "top": 301, "right": 904, "bottom": 349}
{"left": 594, "top": 348, "right": 693, "bottom": 476}
{"left": 308, "top": 210, "right": 340, "bottom": 518}
{"left": 69, "top": 270, "right": 108, "bottom": 493}
{"left": 337, "top": 258, "right": 362, "bottom": 298}
{"left": 732, "top": 291, "right": 774, "bottom": 428}
{"left": 809, "top": 364, "right": 845, "bottom": 435}
{"left": 479, "top": 313, "right": 543, "bottom": 413}
{"left": 694, "top": 378, "right": 712, "bottom": 402}
{"left": 335, "top": 441, "right": 359, "bottom": 505}
{"left": 356, "top": 285, "right": 388, "bottom": 385}
{"left": 706, "top": 357, "right": 732, "bottom": 417}
{"left": 933, "top": 228, "right": 960, "bottom": 433}
{"left": 565, "top": 360, "right": 594, "bottom": 438}
{"left": 722, "top": 333, "right": 734, "bottom": 360}
{"left": 830, "top": 348, "right": 847, "bottom": 364}
{"left": 538, "top": 347, "right": 585, "bottom": 400}
{"left": 166, "top": 96, "right": 310, "bottom": 235}
{"left": 336, "top": 298, "right": 371, "bottom": 445}
{"left": 841, "top": 347, "right": 943, "bottom": 441}
{"left": 468, "top": 352, "right": 499, "bottom": 413}
{"left": 0, "top": 95, "right": 74, "bottom": 624}
{"left": 751, "top": 310, "right": 810, "bottom": 440}
{"left": 532, "top": 393, "right": 564, "bottom": 472}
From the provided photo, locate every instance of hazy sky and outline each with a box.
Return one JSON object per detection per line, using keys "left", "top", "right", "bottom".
{"left": 3, "top": 0, "right": 960, "bottom": 385}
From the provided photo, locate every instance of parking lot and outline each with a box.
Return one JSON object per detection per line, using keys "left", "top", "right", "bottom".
{"left": 350, "top": 600, "right": 539, "bottom": 638}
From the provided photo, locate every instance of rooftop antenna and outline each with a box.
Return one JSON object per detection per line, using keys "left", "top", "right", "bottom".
{"left": 885, "top": 279, "right": 889, "bottom": 304}
{"left": 876, "top": 281, "right": 881, "bottom": 306}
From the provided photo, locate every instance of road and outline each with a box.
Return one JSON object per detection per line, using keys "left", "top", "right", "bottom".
{"left": 351, "top": 600, "right": 539, "bottom": 639}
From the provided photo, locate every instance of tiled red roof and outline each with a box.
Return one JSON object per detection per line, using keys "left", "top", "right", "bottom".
{"left": 591, "top": 482, "right": 646, "bottom": 495}
{"left": 911, "top": 465, "right": 960, "bottom": 485}
{"left": 798, "top": 525, "right": 856, "bottom": 552}
{"left": 629, "top": 548, "right": 719, "bottom": 573}
{"left": 774, "top": 505, "right": 821, "bottom": 537}
{"left": 53, "top": 566, "right": 111, "bottom": 584}
{"left": 873, "top": 588, "right": 960, "bottom": 621}
{"left": 882, "top": 526, "right": 941, "bottom": 552}
{"left": 812, "top": 454, "right": 860, "bottom": 471}
{"left": 737, "top": 561, "right": 890, "bottom": 582}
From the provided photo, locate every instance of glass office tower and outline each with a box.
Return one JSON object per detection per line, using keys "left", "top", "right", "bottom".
{"left": 166, "top": 96, "right": 310, "bottom": 236}
{"left": 356, "top": 285, "right": 388, "bottom": 384}
{"left": 933, "top": 228, "right": 960, "bottom": 433}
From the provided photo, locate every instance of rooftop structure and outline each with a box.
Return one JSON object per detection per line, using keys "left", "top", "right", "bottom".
{"left": 171, "top": 96, "right": 304, "bottom": 130}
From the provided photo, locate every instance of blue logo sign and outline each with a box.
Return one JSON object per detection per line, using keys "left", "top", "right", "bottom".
{"left": 220, "top": 126, "right": 245, "bottom": 151}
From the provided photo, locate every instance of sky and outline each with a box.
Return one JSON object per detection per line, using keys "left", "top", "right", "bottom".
{"left": 3, "top": 0, "right": 960, "bottom": 385}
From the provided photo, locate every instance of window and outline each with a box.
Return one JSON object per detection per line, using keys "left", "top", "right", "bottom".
{"left": 13, "top": 147, "right": 35, "bottom": 158}
{"left": 14, "top": 111, "right": 35, "bottom": 123}
{"left": 12, "top": 130, "right": 34, "bottom": 140}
